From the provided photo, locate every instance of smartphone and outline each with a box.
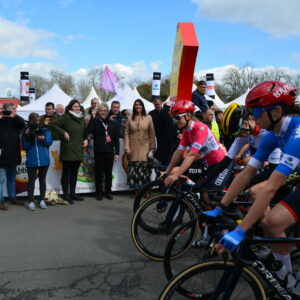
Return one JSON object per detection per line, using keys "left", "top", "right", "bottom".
{"left": 2, "top": 110, "right": 11, "bottom": 116}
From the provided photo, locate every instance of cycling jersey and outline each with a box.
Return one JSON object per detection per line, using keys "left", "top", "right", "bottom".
{"left": 227, "top": 129, "right": 281, "bottom": 164}
{"left": 249, "top": 116, "right": 300, "bottom": 177}
{"left": 178, "top": 121, "right": 226, "bottom": 166}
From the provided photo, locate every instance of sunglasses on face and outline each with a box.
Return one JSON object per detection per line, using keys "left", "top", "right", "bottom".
{"left": 173, "top": 113, "right": 187, "bottom": 120}
{"left": 248, "top": 106, "right": 277, "bottom": 119}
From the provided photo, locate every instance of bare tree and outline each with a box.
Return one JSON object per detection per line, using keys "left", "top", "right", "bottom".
{"left": 50, "top": 70, "right": 76, "bottom": 97}
{"left": 29, "top": 75, "right": 52, "bottom": 99}
{"left": 77, "top": 79, "right": 91, "bottom": 102}
{"left": 222, "top": 64, "right": 260, "bottom": 101}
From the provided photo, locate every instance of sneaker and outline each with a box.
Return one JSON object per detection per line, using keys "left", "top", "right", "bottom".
{"left": 28, "top": 202, "right": 36, "bottom": 211}
{"left": 39, "top": 200, "right": 47, "bottom": 209}
{"left": 192, "top": 238, "right": 209, "bottom": 248}
{"left": 292, "top": 281, "right": 300, "bottom": 296}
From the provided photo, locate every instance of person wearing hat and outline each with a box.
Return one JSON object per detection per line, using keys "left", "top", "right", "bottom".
{"left": 192, "top": 80, "right": 209, "bottom": 111}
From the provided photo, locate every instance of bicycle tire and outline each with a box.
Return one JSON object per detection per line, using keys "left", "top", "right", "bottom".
{"left": 131, "top": 194, "right": 197, "bottom": 260}
{"left": 164, "top": 218, "right": 207, "bottom": 281}
{"left": 133, "top": 179, "right": 165, "bottom": 213}
{"left": 159, "top": 260, "right": 266, "bottom": 300}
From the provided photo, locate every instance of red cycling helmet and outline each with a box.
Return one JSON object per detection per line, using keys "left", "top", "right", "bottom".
{"left": 170, "top": 100, "right": 196, "bottom": 116}
{"left": 246, "top": 81, "right": 297, "bottom": 108}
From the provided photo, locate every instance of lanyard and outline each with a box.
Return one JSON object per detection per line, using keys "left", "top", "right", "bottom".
{"left": 100, "top": 120, "right": 111, "bottom": 143}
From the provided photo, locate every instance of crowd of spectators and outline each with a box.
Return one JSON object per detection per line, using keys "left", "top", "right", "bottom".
{"left": 0, "top": 81, "right": 224, "bottom": 211}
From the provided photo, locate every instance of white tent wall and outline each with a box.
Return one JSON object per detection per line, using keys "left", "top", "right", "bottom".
{"left": 17, "top": 84, "right": 72, "bottom": 120}
{"left": 81, "top": 87, "right": 101, "bottom": 109}
{"left": 105, "top": 86, "right": 153, "bottom": 111}
{"left": 224, "top": 88, "right": 251, "bottom": 108}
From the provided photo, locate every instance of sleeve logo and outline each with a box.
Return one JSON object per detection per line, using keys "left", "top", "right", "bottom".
{"left": 281, "top": 154, "right": 300, "bottom": 170}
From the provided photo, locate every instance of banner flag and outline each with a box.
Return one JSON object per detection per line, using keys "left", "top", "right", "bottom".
{"left": 100, "top": 66, "right": 123, "bottom": 101}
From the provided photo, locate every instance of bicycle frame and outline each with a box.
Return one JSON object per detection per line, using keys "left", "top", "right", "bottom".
{"left": 212, "top": 237, "right": 300, "bottom": 300}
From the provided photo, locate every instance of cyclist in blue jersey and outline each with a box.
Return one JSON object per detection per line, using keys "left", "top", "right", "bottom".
{"left": 204, "top": 81, "right": 300, "bottom": 291}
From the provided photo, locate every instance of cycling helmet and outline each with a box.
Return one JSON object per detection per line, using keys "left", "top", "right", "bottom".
{"left": 221, "top": 103, "right": 248, "bottom": 135}
{"left": 246, "top": 81, "right": 297, "bottom": 108}
{"left": 170, "top": 100, "right": 196, "bottom": 116}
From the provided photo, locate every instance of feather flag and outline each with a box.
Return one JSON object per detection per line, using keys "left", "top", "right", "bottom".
{"left": 100, "top": 66, "right": 123, "bottom": 100}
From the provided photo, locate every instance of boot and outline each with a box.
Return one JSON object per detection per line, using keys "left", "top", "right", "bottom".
{"left": 62, "top": 182, "right": 73, "bottom": 204}
{"left": 70, "top": 182, "right": 84, "bottom": 201}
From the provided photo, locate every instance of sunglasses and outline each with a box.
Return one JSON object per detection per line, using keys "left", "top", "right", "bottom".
{"left": 173, "top": 113, "right": 187, "bottom": 120}
{"left": 248, "top": 106, "right": 277, "bottom": 119}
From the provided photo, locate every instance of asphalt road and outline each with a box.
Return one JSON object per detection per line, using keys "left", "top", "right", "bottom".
{"left": 0, "top": 193, "right": 166, "bottom": 300}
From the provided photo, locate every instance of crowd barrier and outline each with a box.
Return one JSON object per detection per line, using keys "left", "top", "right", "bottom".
{"left": 6, "top": 139, "right": 130, "bottom": 197}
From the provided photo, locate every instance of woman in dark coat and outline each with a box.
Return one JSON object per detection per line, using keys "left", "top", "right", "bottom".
{"left": 87, "top": 103, "right": 119, "bottom": 201}
{"left": 50, "top": 99, "right": 88, "bottom": 203}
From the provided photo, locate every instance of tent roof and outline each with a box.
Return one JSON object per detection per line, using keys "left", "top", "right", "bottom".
{"left": 18, "top": 84, "right": 72, "bottom": 111}
{"left": 224, "top": 88, "right": 251, "bottom": 108}
{"left": 81, "top": 87, "right": 101, "bottom": 109}
{"left": 106, "top": 86, "right": 153, "bottom": 111}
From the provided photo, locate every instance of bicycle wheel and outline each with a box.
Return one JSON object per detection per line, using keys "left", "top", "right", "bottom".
{"left": 160, "top": 260, "right": 266, "bottom": 300}
{"left": 164, "top": 219, "right": 209, "bottom": 281}
{"left": 133, "top": 179, "right": 165, "bottom": 213}
{"left": 131, "top": 194, "right": 197, "bottom": 260}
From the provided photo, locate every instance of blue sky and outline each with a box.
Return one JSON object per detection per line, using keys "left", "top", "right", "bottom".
{"left": 0, "top": 0, "right": 300, "bottom": 95}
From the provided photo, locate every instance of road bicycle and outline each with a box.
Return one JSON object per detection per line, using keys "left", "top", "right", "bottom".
{"left": 160, "top": 227, "right": 300, "bottom": 299}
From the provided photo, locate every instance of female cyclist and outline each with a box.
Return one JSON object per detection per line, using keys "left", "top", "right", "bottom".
{"left": 162, "top": 100, "right": 226, "bottom": 187}
{"left": 205, "top": 81, "right": 300, "bottom": 291}
{"left": 207, "top": 103, "right": 281, "bottom": 190}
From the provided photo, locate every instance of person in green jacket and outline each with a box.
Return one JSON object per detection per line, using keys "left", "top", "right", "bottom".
{"left": 50, "top": 99, "right": 88, "bottom": 204}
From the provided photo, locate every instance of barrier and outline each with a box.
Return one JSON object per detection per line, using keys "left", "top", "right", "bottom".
{"left": 9, "top": 140, "right": 130, "bottom": 197}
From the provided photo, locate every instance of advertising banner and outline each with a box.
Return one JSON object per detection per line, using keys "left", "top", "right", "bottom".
{"left": 4, "top": 140, "right": 130, "bottom": 197}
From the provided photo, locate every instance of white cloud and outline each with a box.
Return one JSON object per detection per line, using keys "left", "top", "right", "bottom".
{"left": 194, "top": 64, "right": 300, "bottom": 83}
{"left": 150, "top": 61, "right": 162, "bottom": 72}
{"left": 60, "top": 0, "right": 75, "bottom": 8}
{"left": 0, "top": 61, "right": 155, "bottom": 97}
{"left": 104, "top": 62, "right": 153, "bottom": 84}
{"left": 0, "top": 17, "right": 57, "bottom": 59}
{"left": 0, "top": 62, "right": 60, "bottom": 97}
{"left": 192, "top": 0, "right": 300, "bottom": 38}
{"left": 64, "top": 33, "right": 88, "bottom": 44}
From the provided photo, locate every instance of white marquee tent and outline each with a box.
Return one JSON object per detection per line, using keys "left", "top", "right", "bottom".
{"left": 106, "top": 85, "right": 153, "bottom": 111}
{"left": 17, "top": 84, "right": 72, "bottom": 120}
{"left": 224, "top": 88, "right": 251, "bottom": 108}
{"left": 81, "top": 87, "right": 101, "bottom": 109}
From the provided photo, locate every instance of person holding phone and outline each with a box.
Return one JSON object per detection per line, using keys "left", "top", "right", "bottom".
{"left": 22, "top": 113, "right": 53, "bottom": 211}
{"left": 0, "top": 102, "right": 26, "bottom": 210}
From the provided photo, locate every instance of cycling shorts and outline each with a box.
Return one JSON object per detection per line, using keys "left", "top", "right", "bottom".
{"left": 280, "top": 189, "right": 300, "bottom": 222}
{"left": 186, "top": 159, "right": 208, "bottom": 182}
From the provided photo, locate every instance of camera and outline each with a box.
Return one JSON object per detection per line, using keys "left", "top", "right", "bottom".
{"left": 2, "top": 110, "right": 11, "bottom": 116}
{"left": 27, "top": 122, "right": 44, "bottom": 137}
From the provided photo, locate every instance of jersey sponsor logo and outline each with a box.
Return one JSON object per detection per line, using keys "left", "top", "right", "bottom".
{"left": 192, "top": 142, "right": 202, "bottom": 150}
{"left": 280, "top": 154, "right": 300, "bottom": 170}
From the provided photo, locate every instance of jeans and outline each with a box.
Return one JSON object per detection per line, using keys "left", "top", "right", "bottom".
{"left": 0, "top": 165, "right": 17, "bottom": 202}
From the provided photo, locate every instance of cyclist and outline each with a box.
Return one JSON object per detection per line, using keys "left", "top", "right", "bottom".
{"left": 162, "top": 100, "right": 226, "bottom": 187}
{"left": 204, "top": 81, "right": 300, "bottom": 290}
{"left": 207, "top": 103, "right": 281, "bottom": 190}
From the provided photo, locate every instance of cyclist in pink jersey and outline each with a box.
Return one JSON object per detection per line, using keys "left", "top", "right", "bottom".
{"left": 162, "top": 100, "right": 226, "bottom": 187}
